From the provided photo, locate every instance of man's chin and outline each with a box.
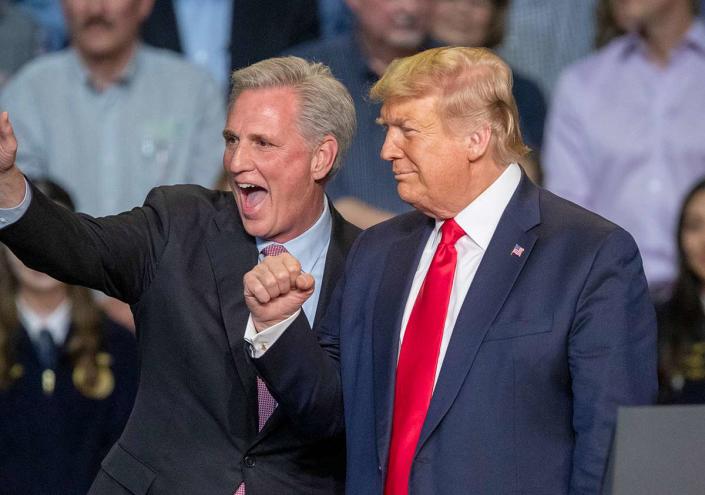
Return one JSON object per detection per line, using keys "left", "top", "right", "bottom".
{"left": 396, "top": 183, "right": 418, "bottom": 204}
{"left": 238, "top": 213, "right": 267, "bottom": 238}
{"left": 387, "top": 32, "right": 425, "bottom": 51}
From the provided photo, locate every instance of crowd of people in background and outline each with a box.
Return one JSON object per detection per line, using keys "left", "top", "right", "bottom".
{"left": 1, "top": 0, "right": 704, "bottom": 492}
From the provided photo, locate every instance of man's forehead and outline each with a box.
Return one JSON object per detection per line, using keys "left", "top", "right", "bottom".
{"left": 229, "top": 87, "right": 299, "bottom": 124}
{"left": 379, "top": 94, "right": 439, "bottom": 123}
{"left": 233, "top": 86, "right": 300, "bottom": 112}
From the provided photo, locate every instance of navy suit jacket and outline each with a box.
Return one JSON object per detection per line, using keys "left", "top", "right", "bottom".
{"left": 255, "top": 173, "right": 657, "bottom": 494}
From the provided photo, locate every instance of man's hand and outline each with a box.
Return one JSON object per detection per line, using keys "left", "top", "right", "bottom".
{"left": 0, "top": 112, "right": 17, "bottom": 173}
{"left": 244, "top": 253, "right": 315, "bottom": 332}
{"left": 0, "top": 112, "right": 26, "bottom": 208}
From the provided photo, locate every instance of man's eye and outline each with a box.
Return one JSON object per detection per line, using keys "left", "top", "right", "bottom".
{"left": 225, "top": 136, "right": 239, "bottom": 146}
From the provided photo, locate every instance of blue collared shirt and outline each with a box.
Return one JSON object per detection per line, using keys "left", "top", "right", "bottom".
{"left": 256, "top": 199, "right": 332, "bottom": 326}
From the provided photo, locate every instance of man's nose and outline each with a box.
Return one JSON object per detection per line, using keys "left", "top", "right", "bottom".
{"left": 224, "top": 143, "right": 252, "bottom": 173}
{"left": 380, "top": 130, "right": 403, "bottom": 162}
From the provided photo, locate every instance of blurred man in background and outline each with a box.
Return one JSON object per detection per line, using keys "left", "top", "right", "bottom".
{"left": 0, "top": 0, "right": 224, "bottom": 218}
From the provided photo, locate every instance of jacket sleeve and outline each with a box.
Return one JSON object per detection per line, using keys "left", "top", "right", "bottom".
{"left": 0, "top": 179, "right": 171, "bottom": 304}
{"left": 568, "top": 227, "right": 658, "bottom": 493}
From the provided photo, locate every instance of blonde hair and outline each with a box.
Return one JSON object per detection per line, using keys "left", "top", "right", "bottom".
{"left": 230, "top": 56, "right": 356, "bottom": 178}
{"left": 370, "top": 46, "right": 529, "bottom": 166}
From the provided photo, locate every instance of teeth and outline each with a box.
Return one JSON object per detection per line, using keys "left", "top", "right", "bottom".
{"left": 238, "top": 183, "right": 257, "bottom": 189}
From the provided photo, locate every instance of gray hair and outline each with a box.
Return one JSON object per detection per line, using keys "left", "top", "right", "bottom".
{"left": 229, "top": 56, "right": 356, "bottom": 179}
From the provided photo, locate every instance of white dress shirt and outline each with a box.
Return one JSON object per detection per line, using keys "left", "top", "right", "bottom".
{"left": 401, "top": 163, "right": 521, "bottom": 384}
{"left": 17, "top": 297, "right": 72, "bottom": 347}
{"left": 248, "top": 163, "right": 521, "bottom": 373}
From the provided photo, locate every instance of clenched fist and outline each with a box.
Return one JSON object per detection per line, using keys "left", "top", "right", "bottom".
{"left": 244, "top": 252, "right": 315, "bottom": 332}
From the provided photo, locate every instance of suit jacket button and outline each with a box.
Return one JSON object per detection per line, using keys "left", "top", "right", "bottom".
{"left": 244, "top": 455, "right": 256, "bottom": 468}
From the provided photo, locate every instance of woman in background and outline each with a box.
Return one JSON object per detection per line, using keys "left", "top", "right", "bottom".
{"left": 0, "top": 179, "right": 138, "bottom": 494}
{"left": 658, "top": 178, "right": 705, "bottom": 404}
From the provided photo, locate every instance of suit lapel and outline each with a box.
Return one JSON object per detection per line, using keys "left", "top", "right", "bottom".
{"left": 205, "top": 199, "right": 260, "bottom": 433}
{"left": 373, "top": 213, "right": 434, "bottom": 470}
{"left": 415, "top": 174, "right": 541, "bottom": 452}
{"left": 313, "top": 202, "right": 359, "bottom": 328}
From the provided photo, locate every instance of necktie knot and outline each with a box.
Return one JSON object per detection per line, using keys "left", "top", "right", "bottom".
{"left": 440, "top": 218, "right": 465, "bottom": 247}
{"left": 260, "top": 243, "right": 288, "bottom": 257}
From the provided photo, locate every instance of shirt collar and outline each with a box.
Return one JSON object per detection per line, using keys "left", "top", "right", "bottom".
{"left": 620, "top": 19, "right": 705, "bottom": 60}
{"left": 256, "top": 199, "right": 332, "bottom": 273}
{"left": 69, "top": 44, "right": 141, "bottom": 90}
{"left": 683, "top": 19, "right": 705, "bottom": 55}
{"left": 16, "top": 298, "right": 72, "bottom": 346}
{"left": 440, "top": 163, "right": 521, "bottom": 251}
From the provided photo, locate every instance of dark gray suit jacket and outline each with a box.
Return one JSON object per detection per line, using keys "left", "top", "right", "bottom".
{"left": 0, "top": 182, "right": 359, "bottom": 494}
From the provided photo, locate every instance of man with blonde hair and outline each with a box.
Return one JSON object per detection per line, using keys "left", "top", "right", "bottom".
{"left": 243, "top": 47, "right": 656, "bottom": 494}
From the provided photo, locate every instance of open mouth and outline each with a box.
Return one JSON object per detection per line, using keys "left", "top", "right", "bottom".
{"left": 237, "top": 183, "right": 268, "bottom": 212}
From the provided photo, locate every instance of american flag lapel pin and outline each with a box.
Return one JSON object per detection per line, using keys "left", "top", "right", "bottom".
{"left": 511, "top": 244, "right": 525, "bottom": 257}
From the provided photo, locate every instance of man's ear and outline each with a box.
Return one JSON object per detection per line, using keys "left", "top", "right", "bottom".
{"left": 311, "top": 135, "right": 338, "bottom": 182}
{"left": 466, "top": 124, "right": 492, "bottom": 162}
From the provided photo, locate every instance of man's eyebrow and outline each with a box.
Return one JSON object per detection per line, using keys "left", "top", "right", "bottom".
{"left": 375, "top": 117, "right": 386, "bottom": 127}
{"left": 222, "top": 129, "right": 237, "bottom": 139}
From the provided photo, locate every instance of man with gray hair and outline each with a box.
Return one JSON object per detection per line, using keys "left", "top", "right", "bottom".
{"left": 0, "top": 56, "right": 359, "bottom": 494}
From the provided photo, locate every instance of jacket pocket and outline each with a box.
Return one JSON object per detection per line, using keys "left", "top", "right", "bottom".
{"left": 483, "top": 317, "right": 553, "bottom": 342}
{"left": 101, "top": 442, "right": 156, "bottom": 495}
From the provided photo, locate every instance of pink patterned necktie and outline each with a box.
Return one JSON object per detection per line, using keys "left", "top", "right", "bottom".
{"left": 256, "top": 243, "right": 287, "bottom": 430}
{"left": 234, "top": 244, "right": 288, "bottom": 494}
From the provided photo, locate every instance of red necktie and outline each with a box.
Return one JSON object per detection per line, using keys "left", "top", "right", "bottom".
{"left": 234, "top": 243, "right": 288, "bottom": 495}
{"left": 384, "top": 219, "right": 466, "bottom": 495}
